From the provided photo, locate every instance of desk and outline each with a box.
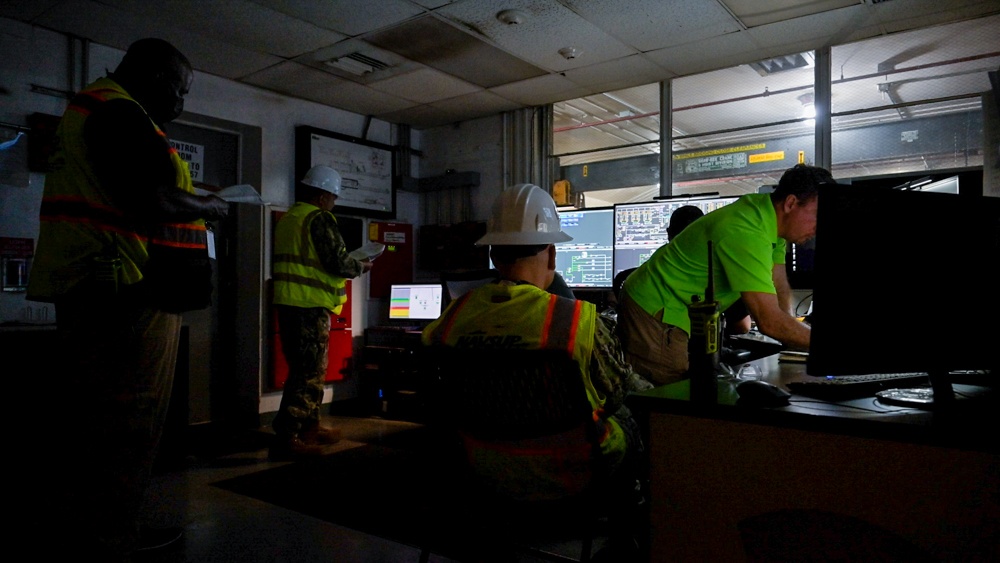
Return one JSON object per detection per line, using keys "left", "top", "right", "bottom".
{"left": 629, "top": 355, "right": 999, "bottom": 562}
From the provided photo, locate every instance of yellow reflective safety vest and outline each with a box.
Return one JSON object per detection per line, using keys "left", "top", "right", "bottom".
{"left": 422, "top": 282, "right": 627, "bottom": 498}
{"left": 27, "top": 77, "right": 208, "bottom": 301}
{"left": 272, "top": 202, "right": 348, "bottom": 314}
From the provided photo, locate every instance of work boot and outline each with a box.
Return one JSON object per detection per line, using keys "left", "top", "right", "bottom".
{"left": 302, "top": 425, "right": 343, "bottom": 445}
{"left": 269, "top": 434, "right": 326, "bottom": 460}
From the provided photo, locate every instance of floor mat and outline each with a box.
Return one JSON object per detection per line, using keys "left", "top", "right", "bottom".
{"left": 212, "top": 443, "right": 600, "bottom": 561}
{"left": 213, "top": 444, "right": 454, "bottom": 547}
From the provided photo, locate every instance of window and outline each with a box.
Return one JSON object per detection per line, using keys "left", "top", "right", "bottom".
{"left": 553, "top": 13, "right": 999, "bottom": 207}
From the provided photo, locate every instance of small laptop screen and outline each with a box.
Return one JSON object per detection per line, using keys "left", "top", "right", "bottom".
{"left": 389, "top": 284, "right": 444, "bottom": 321}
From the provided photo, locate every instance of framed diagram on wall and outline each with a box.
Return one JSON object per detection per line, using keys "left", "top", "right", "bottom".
{"left": 295, "top": 125, "right": 396, "bottom": 219}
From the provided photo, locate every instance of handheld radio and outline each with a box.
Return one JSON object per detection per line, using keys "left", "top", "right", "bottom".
{"left": 688, "top": 240, "right": 722, "bottom": 401}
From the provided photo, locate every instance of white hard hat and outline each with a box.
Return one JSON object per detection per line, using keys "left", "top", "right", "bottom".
{"left": 301, "top": 165, "right": 342, "bottom": 196}
{"left": 476, "top": 183, "right": 572, "bottom": 245}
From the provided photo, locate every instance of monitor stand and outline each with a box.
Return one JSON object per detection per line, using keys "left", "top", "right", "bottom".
{"left": 875, "top": 369, "right": 955, "bottom": 408}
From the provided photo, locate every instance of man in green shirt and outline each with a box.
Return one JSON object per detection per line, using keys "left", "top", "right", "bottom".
{"left": 618, "top": 164, "right": 829, "bottom": 386}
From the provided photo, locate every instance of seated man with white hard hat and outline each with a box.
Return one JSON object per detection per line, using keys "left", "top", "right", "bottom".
{"left": 422, "top": 183, "right": 650, "bottom": 559}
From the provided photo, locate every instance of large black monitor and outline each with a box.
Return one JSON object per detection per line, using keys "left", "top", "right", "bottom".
{"left": 807, "top": 183, "right": 1000, "bottom": 402}
{"left": 555, "top": 208, "right": 614, "bottom": 288}
{"left": 613, "top": 196, "right": 737, "bottom": 277}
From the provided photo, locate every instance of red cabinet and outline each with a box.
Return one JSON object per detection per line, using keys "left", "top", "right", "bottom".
{"left": 270, "top": 279, "right": 353, "bottom": 389}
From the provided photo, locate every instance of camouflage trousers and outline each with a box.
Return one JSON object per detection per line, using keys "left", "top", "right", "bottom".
{"left": 273, "top": 305, "right": 330, "bottom": 438}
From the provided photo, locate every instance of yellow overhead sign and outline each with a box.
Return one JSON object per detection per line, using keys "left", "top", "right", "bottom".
{"left": 673, "top": 144, "right": 766, "bottom": 160}
{"left": 749, "top": 151, "right": 785, "bottom": 164}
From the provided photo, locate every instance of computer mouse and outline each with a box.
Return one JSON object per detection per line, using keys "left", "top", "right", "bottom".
{"left": 735, "top": 379, "right": 792, "bottom": 407}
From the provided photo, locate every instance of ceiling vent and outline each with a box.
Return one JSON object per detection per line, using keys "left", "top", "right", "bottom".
{"left": 323, "top": 52, "right": 391, "bottom": 76}
{"left": 747, "top": 53, "right": 812, "bottom": 76}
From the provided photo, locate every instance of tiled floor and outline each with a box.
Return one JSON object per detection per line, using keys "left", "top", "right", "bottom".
{"left": 135, "top": 413, "right": 599, "bottom": 563}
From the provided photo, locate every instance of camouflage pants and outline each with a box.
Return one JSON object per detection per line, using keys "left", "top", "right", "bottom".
{"left": 273, "top": 305, "right": 330, "bottom": 438}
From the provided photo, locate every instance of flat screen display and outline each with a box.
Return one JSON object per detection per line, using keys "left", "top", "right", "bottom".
{"left": 388, "top": 283, "right": 443, "bottom": 320}
{"left": 555, "top": 208, "right": 614, "bottom": 288}
{"left": 808, "top": 184, "right": 1000, "bottom": 377}
{"left": 613, "top": 196, "right": 737, "bottom": 277}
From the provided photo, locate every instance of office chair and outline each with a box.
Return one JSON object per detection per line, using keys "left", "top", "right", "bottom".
{"left": 418, "top": 347, "right": 613, "bottom": 563}
{"left": 612, "top": 268, "right": 637, "bottom": 302}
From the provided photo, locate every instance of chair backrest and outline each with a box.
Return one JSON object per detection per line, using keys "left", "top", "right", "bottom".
{"left": 612, "top": 267, "right": 637, "bottom": 301}
{"left": 428, "top": 347, "right": 600, "bottom": 501}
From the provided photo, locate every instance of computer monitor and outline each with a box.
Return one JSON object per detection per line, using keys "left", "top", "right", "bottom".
{"left": 555, "top": 208, "right": 614, "bottom": 288}
{"left": 388, "top": 283, "right": 444, "bottom": 321}
{"left": 613, "top": 196, "right": 737, "bottom": 277}
{"left": 440, "top": 269, "right": 499, "bottom": 306}
{"left": 807, "top": 183, "right": 1000, "bottom": 403}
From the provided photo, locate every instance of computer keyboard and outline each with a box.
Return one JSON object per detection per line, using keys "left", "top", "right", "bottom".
{"left": 787, "top": 372, "right": 931, "bottom": 400}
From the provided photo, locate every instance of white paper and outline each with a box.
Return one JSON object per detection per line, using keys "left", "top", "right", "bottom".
{"left": 349, "top": 241, "right": 385, "bottom": 261}
{"left": 195, "top": 184, "right": 264, "bottom": 204}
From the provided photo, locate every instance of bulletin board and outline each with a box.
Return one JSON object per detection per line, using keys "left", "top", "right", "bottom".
{"left": 295, "top": 125, "right": 396, "bottom": 220}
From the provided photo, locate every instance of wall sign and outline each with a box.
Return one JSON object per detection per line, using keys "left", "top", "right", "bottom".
{"left": 169, "top": 139, "right": 205, "bottom": 182}
{"left": 295, "top": 125, "right": 396, "bottom": 219}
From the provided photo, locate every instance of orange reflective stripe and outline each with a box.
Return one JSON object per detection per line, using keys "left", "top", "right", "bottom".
{"left": 148, "top": 222, "right": 208, "bottom": 249}
{"left": 430, "top": 292, "right": 472, "bottom": 346}
{"left": 541, "top": 296, "right": 580, "bottom": 354}
{"left": 539, "top": 295, "right": 556, "bottom": 348}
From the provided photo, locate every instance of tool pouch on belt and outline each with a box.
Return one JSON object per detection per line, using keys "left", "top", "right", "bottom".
{"left": 141, "top": 228, "right": 214, "bottom": 313}
{"left": 141, "top": 246, "right": 212, "bottom": 313}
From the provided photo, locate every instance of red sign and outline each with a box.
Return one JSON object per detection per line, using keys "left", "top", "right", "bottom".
{"left": 0, "top": 237, "right": 34, "bottom": 257}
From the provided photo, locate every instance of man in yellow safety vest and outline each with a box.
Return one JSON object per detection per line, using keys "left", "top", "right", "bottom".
{"left": 270, "top": 165, "right": 372, "bottom": 459}
{"left": 26, "top": 38, "right": 229, "bottom": 561}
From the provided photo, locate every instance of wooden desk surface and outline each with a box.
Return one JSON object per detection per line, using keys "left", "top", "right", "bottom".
{"left": 632, "top": 354, "right": 999, "bottom": 562}
{"left": 629, "top": 354, "right": 998, "bottom": 453}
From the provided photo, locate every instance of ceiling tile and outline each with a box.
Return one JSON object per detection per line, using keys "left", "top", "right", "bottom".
{"left": 0, "top": 0, "right": 62, "bottom": 22}
{"left": 242, "top": 61, "right": 416, "bottom": 115}
{"left": 31, "top": 0, "right": 153, "bottom": 52}
{"left": 368, "top": 67, "right": 482, "bottom": 104}
{"left": 98, "top": 0, "right": 345, "bottom": 58}
{"left": 561, "top": 0, "right": 742, "bottom": 52}
{"left": 429, "top": 91, "right": 524, "bottom": 121}
{"left": 25, "top": 0, "right": 284, "bottom": 80}
{"left": 376, "top": 103, "right": 455, "bottom": 129}
{"left": 867, "top": 0, "right": 1000, "bottom": 34}
{"left": 436, "top": 0, "right": 637, "bottom": 71}
{"left": 746, "top": 4, "right": 871, "bottom": 55}
{"left": 488, "top": 73, "right": 592, "bottom": 106}
{"left": 562, "top": 54, "right": 674, "bottom": 91}
{"left": 249, "top": 0, "right": 426, "bottom": 36}
{"left": 644, "top": 31, "right": 765, "bottom": 77}
{"left": 364, "top": 14, "right": 548, "bottom": 88}
{"left": 171, "top": 35, "right": 286, "bottom": 81}
{"left": 722, "top": 0, "right": 861, "bottom": 28}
